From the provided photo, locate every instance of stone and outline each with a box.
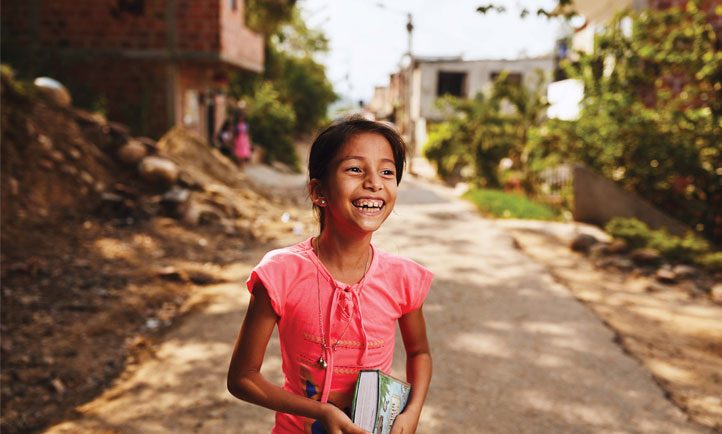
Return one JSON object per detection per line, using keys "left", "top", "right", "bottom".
{"left": 597, "top": 256, "right": 634, "bottom": 271}
{"left": 49, "top": 150, "right": 65, "bottom": 163}
{"left": 138, "top": 156, "right": 179, "bottom": 187}
{"left": 136, "top": 136, "right": 158, "bottom": 152}
{"left": 672, "top": 264, "right": 696, "bottom": 280}
{"left": 589, "top": 243, "right": 609, "bottom": 258}
{"left": 711, "top": 284, "right": 722, "bottom": 304}
{"left": 655, "top": 267, "right": 677, "bottom": 283}
{"left": 33, "top": 77, "right": 72, "bottom": 107}
{"left": 79, "top": 170, "right": 94, "bottom": 185}
{"left": 39, "top": 159, "right": 54, "bottom": 170}
{"left": 117, "top": 140, "right": 148, "bottom": 165}
{"left": 68, "top": 147, "right": 82, "bottom": 160}
{"left": 8, "top": 177, "right": 19, "bottom": 195}
{"left": 59, "top": 164, "right": 78, "bottom": 176}
{"left": 607, "top": 238, "right": 629, "bottom": 254}
{"left": 630, "top": 248, "right": 662, "bottom": 265}
{"left": 37, "top": 134, "right": 53, "bottom": 151}
{"left": 570, "top": 233, "right": 599, "bottom": 253}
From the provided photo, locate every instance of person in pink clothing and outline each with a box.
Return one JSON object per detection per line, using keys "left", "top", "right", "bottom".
{"left": 227, "top": 116, "right": 433, "bottom": 434}
{"left": 233, "top": 109, "right": 252, "bottom": 168}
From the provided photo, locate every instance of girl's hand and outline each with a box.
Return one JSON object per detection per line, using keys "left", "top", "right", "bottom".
{"left": 390, "top": 410, "right": 420, "bottom": 434}
{"left": 319, "top": 403, "right": 371, "bottom": 434}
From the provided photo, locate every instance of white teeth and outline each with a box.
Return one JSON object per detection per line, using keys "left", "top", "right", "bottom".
{"left": 354, "top": 199, "right": 383, "bottom": 209}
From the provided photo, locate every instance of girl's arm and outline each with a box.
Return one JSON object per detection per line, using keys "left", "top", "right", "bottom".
{"left": 392, "top": 306, "right": 432, "bottom": 434}
{"left": 227, "top": 281, "right": 370, "bottom": 434}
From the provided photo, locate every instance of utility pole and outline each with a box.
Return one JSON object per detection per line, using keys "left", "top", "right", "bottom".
{"left": 405, "top": 12, "right": 415, "bottom": 174}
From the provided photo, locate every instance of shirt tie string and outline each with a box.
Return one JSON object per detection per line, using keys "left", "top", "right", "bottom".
{"left": 320, "top": 283, "right": 370, "bottom": 403}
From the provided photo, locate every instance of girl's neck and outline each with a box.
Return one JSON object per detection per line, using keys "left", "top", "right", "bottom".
{"left": 315, "top": 230, "right": 372, "bottom": 283}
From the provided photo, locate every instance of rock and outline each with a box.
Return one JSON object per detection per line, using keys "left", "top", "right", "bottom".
{"left": 59, "top": 164, "right": 78, "bottom": 176}
{"left": 51, "top": 378, "right": 66, "bottom": 394}
{"left": 39, "top": 159, "right": 54, "bottom": 170}
{"left": 630, "top": 248, "right": 662, "bottom": 265}
{"left": 589, "top": 243, "right": 609, "bottom": 258}
{"left": 570, "top": 233, "right": 598, "bottom": 253}
{"left": 138, "top": 156, "right": 179, "bottom": 186}
{"left": 161, "top": 186, "right": 190, "bottom": 204}
{"left": 598, "top": 256, "right": 634, "bottom": 271}
{"left": 157, "top": 266, "right": 188, "bottom": 282}
{"left": 655, "top": 267, "right": 677, "bottom": 283}
{"left": 33, "top": 77, "right": 72, "bottom": 107}
{"left": 177, "top": 171, "right": 203, "bottom": 191}
{"left": 37, "top": 134, "right": 54, "bottom": 151}
{"left": 672, "top": 264, "right": 696, "bottom": 280}
{"left": 646, "top": 282, "right": 671, "bottom": 293}
{"left": 711, "top": 284, "right": 722, "bottom": 304}
{"left": 8, "top": 177, "right": 19, "bottom": 195}
{"left": 68, "top": 147, "right": 82, "bottom": 160}
{"left": 117, "top": 139, "right": 148, "bottom": 165}
{"left": 607, "top": 238, "right": 629, "bottom": 254}
{"left": 136, "top": 136, "right": 158, "bottom": 152}
{"left": 79, "top": 170, "right": 94, "bottom": 185}
{"left": 49, "top": 150, "right": 65, "bottom": 163}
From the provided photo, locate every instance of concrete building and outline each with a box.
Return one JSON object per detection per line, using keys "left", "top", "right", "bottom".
{"left": 369, "top": 55, "right": 554, "bottom": 154}
{"left": 1, "top": 0, "right": 264, "bottom": 140}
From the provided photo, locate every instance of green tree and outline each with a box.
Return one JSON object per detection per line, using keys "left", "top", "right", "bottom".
{"left": 546, "top": 1, "right": 722, "bottom": 242}
{"left": 424, "top": 71, "right": 548, "bottom": 188}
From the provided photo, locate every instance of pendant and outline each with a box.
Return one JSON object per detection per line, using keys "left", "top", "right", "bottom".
{"left": 317, "top": 356, "right": 328, "bottom": 369}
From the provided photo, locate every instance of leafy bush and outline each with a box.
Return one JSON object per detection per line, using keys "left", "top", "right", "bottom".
{"left": 463, "top": 188, "right": 559, "bottom": 220}
{"left": 246, "top": 81, "right": 298, "bottom": 170}
{"left": 545, "top": 2, "right": 722, "bottom": 243}
{"left": 697, "top": 252, "right": 722, "bottom": 272}
{"left": 605, "top": 217, "right": 716, "bottom": 265}
{"left": 605, "top": 218, "right": 653, "bottom": 249}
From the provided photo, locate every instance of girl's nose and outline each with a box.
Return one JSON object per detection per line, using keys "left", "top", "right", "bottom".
{"left": 363, "top": 173, "right": 382, "bottom": 191}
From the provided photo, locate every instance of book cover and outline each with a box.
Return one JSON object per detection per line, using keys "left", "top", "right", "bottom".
{"left": 351, "top": 370, "right": 411, "bottom": 434}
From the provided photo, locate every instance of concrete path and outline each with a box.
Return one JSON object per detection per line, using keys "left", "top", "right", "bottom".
{"left": 44, "top": 169, "right": 710, "bottom": 433}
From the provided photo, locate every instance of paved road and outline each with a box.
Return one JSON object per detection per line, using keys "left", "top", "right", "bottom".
{"left": 45, "top": 172, "right": 709, "bottom": 433}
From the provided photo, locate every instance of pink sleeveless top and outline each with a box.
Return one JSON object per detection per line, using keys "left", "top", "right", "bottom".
{"left": 246, "top": 237, "right": 433, "bottom": 434}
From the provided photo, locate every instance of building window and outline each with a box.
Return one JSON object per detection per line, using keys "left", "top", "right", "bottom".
{"left": 437, "top": 71, "right": 467, "bottom": 97}
{"left": 490, "top": 71, "right": 523, "bottom": 86}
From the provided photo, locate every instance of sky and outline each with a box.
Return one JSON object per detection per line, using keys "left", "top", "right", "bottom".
{"left": 300, "top": 0, "right": 564, "bottom": 103}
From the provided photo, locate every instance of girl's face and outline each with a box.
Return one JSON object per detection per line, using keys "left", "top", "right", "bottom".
{"left": 318, "top": 132, "right": 398, "bottom": 236}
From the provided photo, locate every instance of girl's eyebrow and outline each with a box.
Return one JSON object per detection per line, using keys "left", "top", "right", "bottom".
{"left": 340, "top": 155, "right": 395, "bottom": 164}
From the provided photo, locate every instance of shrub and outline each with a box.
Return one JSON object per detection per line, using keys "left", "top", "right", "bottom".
{"left": 605, "top": 217, "right": 717, "bottom": 266}
{"left": 605, "top": 218, "right": 653, "bottom": 249}
{"left": 246, "top": 81, "right": 299, "bottom": 170}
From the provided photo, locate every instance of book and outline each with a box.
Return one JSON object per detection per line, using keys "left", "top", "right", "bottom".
{"left": 350, "top": 370, "right": 411, "bottom": 434}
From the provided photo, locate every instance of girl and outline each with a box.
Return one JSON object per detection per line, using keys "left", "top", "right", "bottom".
{"left": 227, "top": 116, "right": 433, "bottom": 434}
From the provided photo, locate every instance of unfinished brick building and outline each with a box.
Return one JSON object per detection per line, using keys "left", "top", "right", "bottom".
{"left": 1, "top": 0, "right": 264, "bottom": 139}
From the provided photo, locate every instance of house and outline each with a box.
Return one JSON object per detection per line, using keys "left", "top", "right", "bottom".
{"left": 1, "top": 0, "right": 264, "bottom": 140}
{"left": 369, "top": 55, "right": 554, "bottom": 154}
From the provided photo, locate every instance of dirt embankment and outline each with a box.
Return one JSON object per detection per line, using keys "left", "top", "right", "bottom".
{"left": 0, "top": 69, "right": 313, "bottom": 434}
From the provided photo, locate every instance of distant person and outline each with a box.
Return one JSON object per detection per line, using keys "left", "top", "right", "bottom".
{"left": 227, "top": 116, "right": 433, "bottom": 434}
{"left": 216, "top": 118, "right": 234, "bottom": 157}
{"left": 233, "top": 109, "right": 252, "bottom": 168}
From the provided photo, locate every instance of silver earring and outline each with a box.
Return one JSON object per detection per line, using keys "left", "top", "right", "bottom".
{"left": 320, "top": 199, "right": 326, "bottom": 205}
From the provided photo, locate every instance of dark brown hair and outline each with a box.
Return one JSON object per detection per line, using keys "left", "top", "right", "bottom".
{"left": 308, "top": 115, "right": 407, "bottom": 230}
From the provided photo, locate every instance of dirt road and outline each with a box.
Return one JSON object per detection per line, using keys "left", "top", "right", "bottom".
{"left": 44, "top": 172, "right": 711, "bottom": 433}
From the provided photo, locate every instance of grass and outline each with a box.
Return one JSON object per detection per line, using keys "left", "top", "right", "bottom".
{"left": 463, "top": 188, "right": 560, "bottom": 220}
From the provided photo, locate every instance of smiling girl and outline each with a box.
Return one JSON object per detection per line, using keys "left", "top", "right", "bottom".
{"left": 227, "top": 116, "right": 433, "bottom": 434}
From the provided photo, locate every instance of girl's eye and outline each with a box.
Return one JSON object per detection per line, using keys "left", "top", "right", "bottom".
{"left": 382, "top": 169, "right": 395, "bottom": 176}
{"left": 347, "top": 167, "right": 362, "bottom": 173}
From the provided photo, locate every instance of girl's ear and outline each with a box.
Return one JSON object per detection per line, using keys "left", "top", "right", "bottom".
{"left": 308, "top": 179, "right": 327, "bottom": 207}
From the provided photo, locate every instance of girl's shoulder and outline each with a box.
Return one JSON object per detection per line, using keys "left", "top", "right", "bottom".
{"left": 373, "top": 246, "right": 433, "bottom": 281}
{"left": 256, "top": 238, "right": 314, "bottom": 269}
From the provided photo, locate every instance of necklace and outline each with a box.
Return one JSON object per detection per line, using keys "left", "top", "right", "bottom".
{"left": 314, "top": 238, "right": 371, "bottom": 369}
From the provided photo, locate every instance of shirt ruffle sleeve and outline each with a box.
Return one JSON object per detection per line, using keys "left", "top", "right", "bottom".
{"left": 246, "top": 252, "right": 288, "bottom": 318}
{"left": 401, "top": 261, "right": 434, "bottom": 315}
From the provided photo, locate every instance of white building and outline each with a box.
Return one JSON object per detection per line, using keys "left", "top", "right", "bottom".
{"left": 369, "top": 55, "right": 555, "bottom": 155}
